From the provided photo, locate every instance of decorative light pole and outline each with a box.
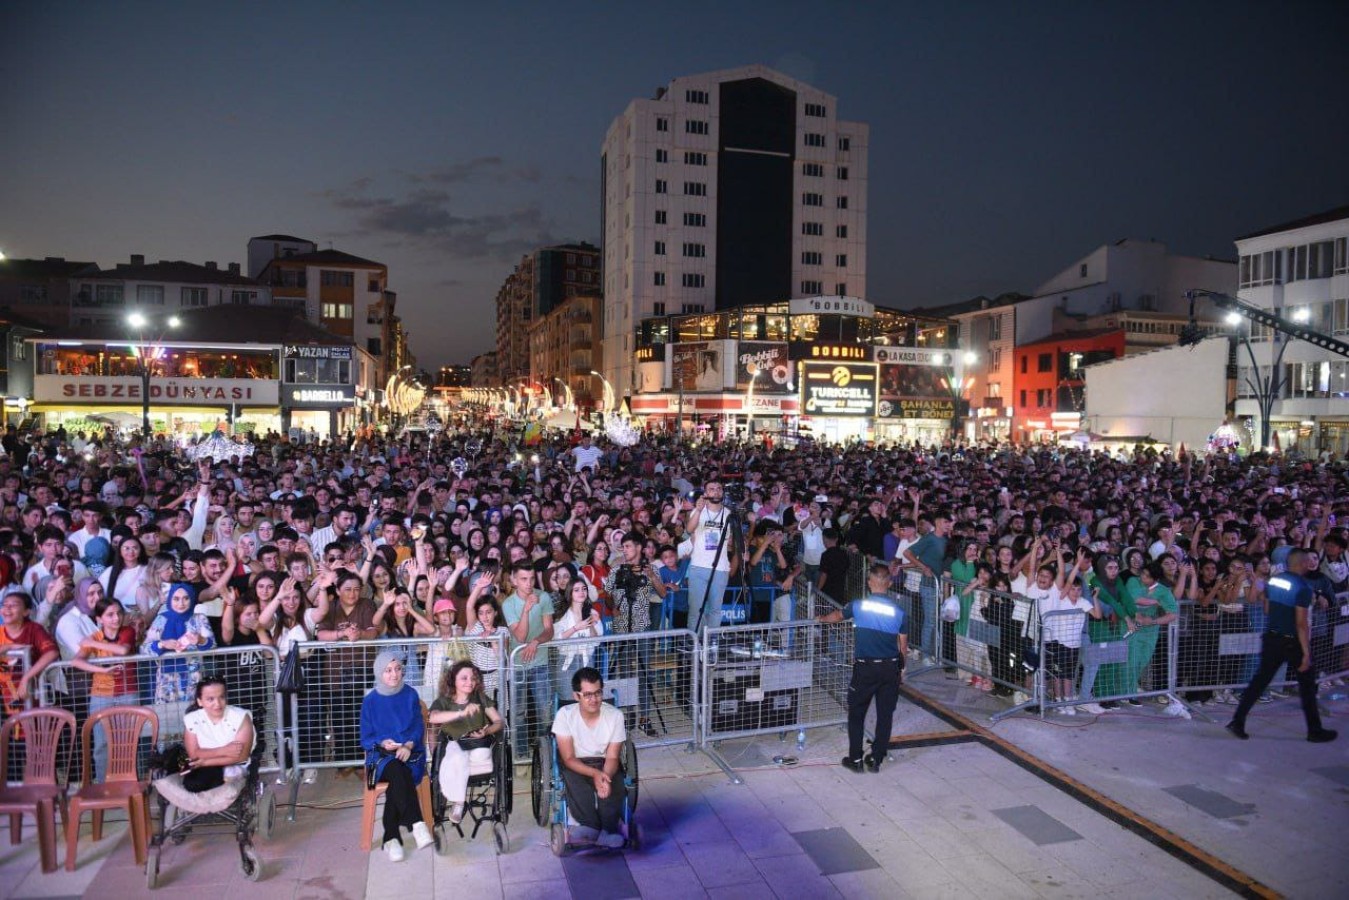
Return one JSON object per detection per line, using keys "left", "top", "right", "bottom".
{"left": 126, "top": 312, "right": 181, "bottom": 438}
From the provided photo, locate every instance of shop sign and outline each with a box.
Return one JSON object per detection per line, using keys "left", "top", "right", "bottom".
{"left": 36, "top": 375, "right": 278, "bottom": 405}
{"left": 283, "top": 384, "right": 356, "bottom": 405}
{"left": 671, "top": 342, "right": 724, "bottom": 392}
{"left": 284, "top": 344, "right": 352, "bottom": 360}
{"left": 789, "top": 296, "right": 875, "bottom": 318}
{"left": 878, "top": 351, "right": 955, "bottom": 420}
{"left": 735, "top": 342, "right": 792, "bottom": 393}
{"left": 634, "top": 345, "right": 664, "bottom": 363}
{"left": 800, "top": 362, "right": 877, "bottom": 417}
{"left": 790, "top": 343, "right": 872, "bottom": 361}
{"left": 874, "top": 346, "right": 948, "bottom": 367}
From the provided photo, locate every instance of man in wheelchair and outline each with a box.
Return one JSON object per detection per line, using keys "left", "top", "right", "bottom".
{"left": 551, "top": 666, "right": 628, "bottom": 848}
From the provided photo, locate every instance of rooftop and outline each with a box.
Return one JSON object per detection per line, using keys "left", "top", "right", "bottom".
{"left": 1237, "top": 203, "right": 1349, "bottom": 241}
{"left": 1016, "top": 327, "right": 1123, "bottom": 349}
{"left": 0, "top": 257, "right": 100, "bottom": 279}
{"left": 41, "top": 305, "right": 351, "bottom": 346}
{"left": 249, "top": 233, "right": 313, "bottom": 243}
{"left": 262, "top": 249, "right": 385, "bottom": 269}
{"left": 84, "top": 260, "right": 260, "bottom": 286}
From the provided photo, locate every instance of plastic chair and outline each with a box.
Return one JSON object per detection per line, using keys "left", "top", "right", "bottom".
{"left": 359, "top": 703, "right": 436, "bottom": 851}
{"left": 0, "top": 708, "right": 75, "bottom": 873}
{"left": 65, "top": 706, "right": 158, "bottom": 871}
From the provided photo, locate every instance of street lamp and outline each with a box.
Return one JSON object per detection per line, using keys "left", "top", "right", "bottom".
{"left": 553, "top": 377, "right": 574, "bottom": 411}
{"left": 744, "top": 367, "right": 762, "bottom": 442}
{"left": 590, "top": 370, "right": 614, "bottom": 417}
{"left": 126, "top": 312, "right": 181, "bottom": 438}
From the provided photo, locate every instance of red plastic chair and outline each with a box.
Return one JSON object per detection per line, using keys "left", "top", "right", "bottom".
{"left": 0, "top": 708, "right": 75, "bottom": 873}
{"left": 359, "top": 703, "right": 436, "bottom": 851}
{"left": 65, "top": 706, "right": 158, "bottom": 871}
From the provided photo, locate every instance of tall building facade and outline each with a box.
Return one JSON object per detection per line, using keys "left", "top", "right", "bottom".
{"left": 529, "top": 292, "right": 601, "bottom": 412}
{"left": 496, "top": 243, "right": 600, "bottom": 387}
{"left": 494, "top": 254, "right": 534, "bottom": 386}
{"left": 601, "top": 65, "right": 869, "bottom": 400}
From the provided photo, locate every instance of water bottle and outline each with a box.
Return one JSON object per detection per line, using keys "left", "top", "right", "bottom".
{"left": 752, "top": 639, "right": 764, "bottom": 659}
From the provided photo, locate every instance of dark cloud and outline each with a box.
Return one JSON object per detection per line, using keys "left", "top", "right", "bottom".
{"left": 400, "top": 157, "right": 542, "bottom": 186}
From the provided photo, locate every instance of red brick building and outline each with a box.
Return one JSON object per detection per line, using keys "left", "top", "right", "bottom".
{"left": 1013, "top": 328, "right": 1125, "bottom": 442}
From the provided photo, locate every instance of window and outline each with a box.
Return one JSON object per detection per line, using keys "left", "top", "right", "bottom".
{"left": 836, "top": 224, "right": 847, "bottom": 239}
{"left": 10, "top": 337, "right": 26, "bottom": 361}
{"left": 653, "top": 272, "right": 666, "bottom": 287}
{"left": 683, "top": 181, "right": 707, "bottom": 196}
{"left": 838, "top": 136, "right": 851, "bottom": 151}
{"left": 989, "top": 347, "right": 1002, "bottom": 369}
{"left": 802, "top": 222, "right": 823, "bottom": 236}
{"left": 655, "top": 210, "right": 667, "bottom": 224}
{"left": 1037, "top": 389, "right": 1052, "bottom": 406}
{"left": 230, "top": 290, "right": 257, "bottom": 305}
{"left": 804, "top": 102, "right": 827, "bottom": 117}
{"left": 988, "top": 382, "right": 1002, "bottom": 398}
{"left": 1239, "top": 250, "right": 1282, "bottom": 287}
{"left": 836, "top": 166, "right": 848, "bottom": 180}
{"left": 684, "top": 212, "right": 706, "bottom": 227}
{"left": 801, "top": 251, "right": 822, "bottom": 265}
{"left": 681, "top": 303, "right": 704, "bottom": 314}
{"left": 685, "top": 89, "right": 709, "bottom": 104}
{"left": 368, "top": 277, "right": 380, "bottom": 292}
{"left": 655, "top": 148, "right": 668, "bottom": 163}
{"left": 1336, "top": 237, "right": 1347, "bottom": 274}
{"left": 1020, "top": 356, "right": 1028, "bottom": 374}
{"left": 988, "top": 315, "right": 1002, "bottom": 341}
{"left": 835, "top": 254, "right": 847, "bottom": 267}
{"left": 1037, "top": 352, "right": 1053, "bottom": 373}
{"left": 1020, "top": 390, "right": 1027, "bottom": 406}
{"left": 653, "top": 301, "right": 666, "bottom": 315}
{"left": 681, "top": 243, "right": 706, "bottom": 258}
{"left": 1079, "top": 263, "right": 1088, "bottom": 278}
{"left": 656, "top": 117, "right": 668, "bottom": 132}
{"left": 1309, "top": 241, "right": 1334, "bottom": 279}
{"left": 320, "top": 270, "right": 354, "bottom": 287}
{"left": 95, "top": 284, "right": 124, "bottom": 306}
{"left": 803, "top": 133, "right": 826, "bottom": 147}
{"left": 180, "top": 287, "right": 207, "bottom": 307}
{"left": 655, "top": 179, "right": 667, "bottom": 194}
{"left": 136, "top": 284, "right": 164, "bottom": 305}
{"left": 837, "top": 196, "right": 848, "bottom": 209}
{"left": 802, "top": 192, "right": 823, "bottom": 207}
{"left": 835, "top": 282, "right": 847, "bottom": 296}
{"left": 321, "top": 302, "right": 353, "bottom": 318}
{"left": 654, "top": 241, "right": 666, "bottom": 256}
{"left": 685, "top": 119, "right": 709, "bottom": 135}
{"left": 17, "top": 284, "right": 46, "bottom": 303}
{"left": 801, "top": 280, "right": 823, "bottom": 294}
{"left": 681, "top": 273, "right": 705, "bottom": 288}
{"left": 802, "top": 162, "right": 824, "bottom": 177}
{"left": 684, "top": 151, "right": 707, "bottom": 166}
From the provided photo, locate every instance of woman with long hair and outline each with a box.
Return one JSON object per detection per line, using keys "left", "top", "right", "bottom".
{"left": 99, "top": 537, "right": 146, "bottom": 616}
{"left": 71, "top": 596, "right": 137, "bottom": 780}
{"left": 136, "top": 553, "right": 177, "bottom": 630}
{"left": 429, "top": 660, "right": 504, "bottom": 825}
{"left": 464, "top": 592, "right": 510, "bottom": 700}
{"left": 552, "top": 579, "right": 602, "bottom": 697}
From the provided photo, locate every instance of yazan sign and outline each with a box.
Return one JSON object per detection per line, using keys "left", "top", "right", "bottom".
{"left": 875, "top": 346, "right": 948, "bottom": 367}
{"left": 789, "top": 296, "right": 875, "bottom": 318}
{"left": 284, "top": 344, "right": 352, "bottom": 360}
{"left": 37, "top": 375, "right": 279, "bottom": 405}
{"left": 282, "top": 384, "right": 356, "bottom": 405}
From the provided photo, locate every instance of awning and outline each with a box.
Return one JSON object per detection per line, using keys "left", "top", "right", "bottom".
{"left": 30, "top": 404, "right": 281, "bottom": 415}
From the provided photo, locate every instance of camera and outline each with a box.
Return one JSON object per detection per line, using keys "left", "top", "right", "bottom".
{"left": 613, "top": 564, "right": 644, "bottom": 596}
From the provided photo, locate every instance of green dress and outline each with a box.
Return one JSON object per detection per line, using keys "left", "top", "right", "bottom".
{"left": 1123, "top": 580, "right": 1176, "bottom": 694}
{"left": 1085, "top": 573, "right": 1137, "bottom": 698}
{"left": 946, "top": 559, "right": 977, "bottom": 636}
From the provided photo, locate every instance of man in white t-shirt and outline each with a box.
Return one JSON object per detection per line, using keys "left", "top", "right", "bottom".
{"left": 570, "top": 435, "right": 603, "bottom": 474}
{"left": 68, "top": 502, "right": 111, "bottom": 556}
{"left": 551, "top": 666, "right": 629, "bottom": 848}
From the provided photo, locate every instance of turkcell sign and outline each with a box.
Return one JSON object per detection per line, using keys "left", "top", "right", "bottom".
{"left": 800, "top": 362, "right": 877, "bottom": 417}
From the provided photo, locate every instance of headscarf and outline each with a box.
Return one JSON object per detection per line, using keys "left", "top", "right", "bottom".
{"left": 157, "top": 582, "right": 199, "bottom": 643}
{"left": 371, "top": 648, "right": 404, "bottom": 696}
{"left": 74, "top": 576, "right": 101, "bottom": 617}
{"left": 82, "top": 537, "right": 113, "bottom": 577}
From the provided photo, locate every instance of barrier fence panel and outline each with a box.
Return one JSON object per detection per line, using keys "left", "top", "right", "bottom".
{"left": 36, "top": 645, "right": 285, "bottom": 780}
{"left": 929, "top": 577, "right": 1039, "bottom": 701}
{"left": 507, "top": 628, "right": 700, "bottom": 758}
{"left": 700, "top": 617, "right": 854, "bottom": 759}
{"left": 2, "top": 645, "right": 33, "bottom": 781}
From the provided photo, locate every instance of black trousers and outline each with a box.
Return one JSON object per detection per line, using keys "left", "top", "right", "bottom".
{"left": 1232, "top": 632, "right": 1323, "bottom": 734}
{"left": 378, "top": 759, "right": 422, "bottom": 844}
{"left": 560, "top": 756, "right": 626, "bottom": 833}
{"left": 847, "top": 658, "right": 900, "bottom": 762}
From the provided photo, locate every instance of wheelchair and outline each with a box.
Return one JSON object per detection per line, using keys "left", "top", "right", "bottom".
{"left": 428, "top": 729, "right": 513, "bottom": 854}
{"left": 145, "top": 739, "right": 273, "bottom": 888}
{"left": 530, "top": 699, "right": 640, "bottom": 856}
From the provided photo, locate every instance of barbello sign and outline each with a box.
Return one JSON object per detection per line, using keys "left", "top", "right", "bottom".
{"left": 36, "top": 375, "right": 279, "bottom": 405}
{"left": 282, "top": 384, "right": 356, "bottom": 405}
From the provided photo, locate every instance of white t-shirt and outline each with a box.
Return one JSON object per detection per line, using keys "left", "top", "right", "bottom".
{"left": 1039, "top": 592, "right": 1092, "bottom": 649}
{"left": 571, "top": 445, "right": 603, "bottom": 473}
{"left": 69, "top": 528, "right": 111, "bottom": 555}
{"left": 688, "top": 507, "right": 733, "bottom": 571}
{"left": 184, "top": 706, "right": 255, "bottom": 780}
{"left": 551, "top": 702, "right": 626, "bottom": 759}
{"left": 894, "top": 536, "right": 921, "bottom": 591}
{"left": 100, "top": 565, "right": 145, "bottom": 611}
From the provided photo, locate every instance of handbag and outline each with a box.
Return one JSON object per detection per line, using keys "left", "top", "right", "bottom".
{"left": 365, "top": 759, "right": 380, "bottom": 790}
{"left": 457, "top": 733, "right": 495, "bottom": 752}
{"left": 277, "top": 644, "right": 306, "bottom": 694}
{"left": 940, "top": 594, "right": 962, "bottom": 623}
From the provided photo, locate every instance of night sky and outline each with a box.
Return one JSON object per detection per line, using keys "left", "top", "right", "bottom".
{"left": 3, "top": 1, "right": 1347, "bottom": 368}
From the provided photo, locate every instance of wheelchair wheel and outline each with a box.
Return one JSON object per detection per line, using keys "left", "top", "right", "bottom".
{"left": 493, "top": 820, "right": 509, "bottom": 854}
{"left": 549, "top": 823, "right": 566, "bottom": 857}
{"left": 257, "top": 789, "right": 276, "bottom": 841}
{"left": 621, "top": 736, "right": 639, "bottom": 813}
{"left": 531, "top": 739, "right": 553, "bottom": 828}
{"left": 145, "top": 846, "right": 161, "bottom": 890}
{"left": 435, "top": 823, "right": 450, "bottom": 856}
{"left": 500, "top": 741, "right": 514, "bottom": 821}
{"left": 240, "top": 845, "right": 262, "bottom": 881}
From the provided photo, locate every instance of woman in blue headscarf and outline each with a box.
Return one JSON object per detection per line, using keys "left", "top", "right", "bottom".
{"left": 360, "top": 649, "right": 433, "bottom": 862}
{"left": 143, "top": 582, "right": 216, "bottom": 741}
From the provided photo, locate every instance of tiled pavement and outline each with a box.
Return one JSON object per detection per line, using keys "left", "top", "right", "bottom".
{"left": 2, "top": 685, "right": 1345, "bottom": 899}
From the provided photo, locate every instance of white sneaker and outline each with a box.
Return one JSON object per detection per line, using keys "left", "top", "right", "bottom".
{"left": 1077, "top": 703, "right": 1107, "bottom": 715}
{"left": 302, "top": 769, "right": 318, "bottom": 785}
{"left": 1012, "top": 691, "right": 1030, "bottom": 705}
{"left": 411, "top": 821, "right": 434, "bottom": 850}
{"left": 449, "top": 802, "right": 465, "bottom": 824}
{"left": 1164, "top": 701, "right": 1190, "bottom": 719}
{"left": 384, "top": 839, "right": 405, "bottom": 862}
{"left": 1058, "top": 705, "right": 1077, "bottom": 716}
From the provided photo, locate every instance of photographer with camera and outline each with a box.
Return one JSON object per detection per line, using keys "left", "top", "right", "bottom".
{"left": 685, "top": 480, "right": 739, "bottom": 632}
{"left": 603, "top": 532, "right": 667, "bottom": 737}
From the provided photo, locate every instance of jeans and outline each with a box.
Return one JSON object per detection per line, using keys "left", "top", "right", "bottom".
{"left": 89, "top": 692, "right": 137, "bottom": 782}
{"left": 918, "top": 578, "right": 939, "bottom": 658}
{"left": 514, "top": 664, "right": 553, "bottom": 756}
{"left": 687, "top": 566, "right": 730, "bottom": 632}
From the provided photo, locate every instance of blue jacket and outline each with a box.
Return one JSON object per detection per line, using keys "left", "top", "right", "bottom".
{"left": 359, "top": 684, "right": 426, "bottom": 783}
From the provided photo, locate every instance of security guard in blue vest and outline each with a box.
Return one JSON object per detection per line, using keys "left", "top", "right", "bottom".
{"left": 818, "top": 562, "right": 907, "bottom": 772}
{"left": 1227, "top": 548, "right": 1337, "bottom": 743}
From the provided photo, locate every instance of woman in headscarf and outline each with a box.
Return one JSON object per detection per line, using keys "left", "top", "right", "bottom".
{"left": 80, "top": 537, "right": 113, "bottom": 580}
{"left": 1085, "top": 553, "right": 1138, "bottom": 707}
{"left": 359, "top": 650, "right": 433, "bottom": 862}
{"left": 142, "top": 582, "right": 216, "bottom": 742}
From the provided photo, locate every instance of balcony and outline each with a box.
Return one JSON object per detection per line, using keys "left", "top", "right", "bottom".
{"left": 72, "top": 290, "right": 124, "bottom": 309}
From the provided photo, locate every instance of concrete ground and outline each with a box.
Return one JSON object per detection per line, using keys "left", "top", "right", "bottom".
{"left": 2, "top": 680, "right": 1345, "bottom": 900}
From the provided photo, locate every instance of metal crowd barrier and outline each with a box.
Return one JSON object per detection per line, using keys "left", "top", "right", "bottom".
{"left": 506, "top": 628, "right": 700, "bottom": 758}
{"left": 929, "top": 578, "right": 1038, "bottom": 718}
{"left": 700, "top": 616, "right": 855, "bottom": 782}
{"left": 2, "top": 645, "right": 34, "bottom": 780}
{"left": 1035, "top": 608, "right": 1181, "bottom": 717}
{"left": 36, "top": 645, "right": 285, "bottom": 779}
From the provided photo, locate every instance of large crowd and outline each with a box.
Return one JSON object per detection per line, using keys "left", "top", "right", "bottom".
{"left": 2, "top": 417, "right": 1347, "bottom": 786}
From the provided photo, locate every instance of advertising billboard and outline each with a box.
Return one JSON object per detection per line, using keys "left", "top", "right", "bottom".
{"left": 671, "top": 342, "right": 725, "bottom": 392}
{"left": 734, "top": 342, "right": 792, "bottom": 393}
{"left": 800, "top": 362, "right": 877, "bottom": 417}
{"left": 874, "top": 347, "right": 954, "bottom": 419}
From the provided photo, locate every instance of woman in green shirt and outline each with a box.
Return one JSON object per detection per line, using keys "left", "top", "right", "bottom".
{"left": 1125, "top": 562, "right": 1186, "bottom": 716}
{"left": 1085, "top": 554, "right": 1138, "bottom": 702}
{"left": 945, "top": 542, "right": 988, "bottom": 687}
{"left": 429, "top": 660, "right": 504, "bottom": 824}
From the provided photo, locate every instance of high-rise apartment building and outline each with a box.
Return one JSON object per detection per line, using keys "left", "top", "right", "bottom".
{"left": 600, "top": 65, "right": 868, "bottom": 400}
{"left": 495, "top": 243, "right": 600, "bottom": 386}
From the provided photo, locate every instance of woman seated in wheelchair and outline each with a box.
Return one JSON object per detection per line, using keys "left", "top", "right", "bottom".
{"left": 551, "top": 666, "right": 628, "bottom": 849}
{"left": 182, "top": 675, "right": 255, "bottom": 793}
{"left": 429, "top": 660, "right": 503, "bottom": 824}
